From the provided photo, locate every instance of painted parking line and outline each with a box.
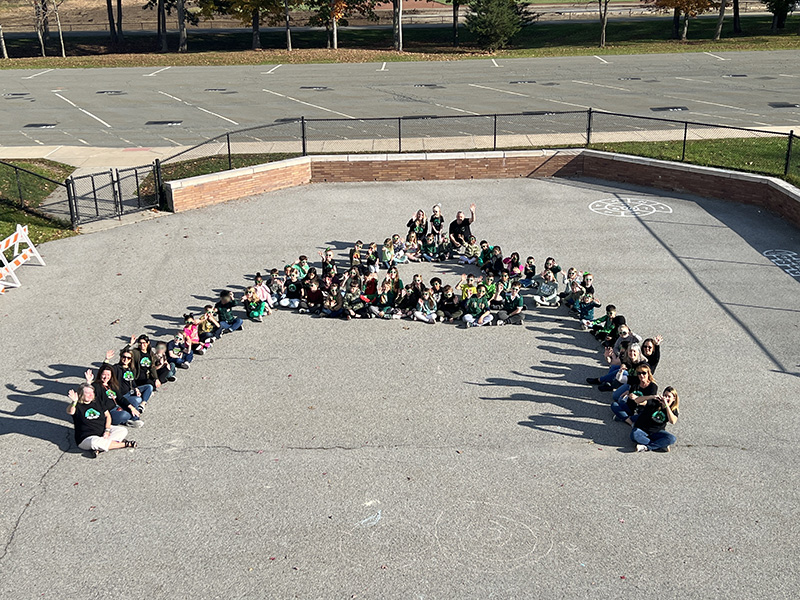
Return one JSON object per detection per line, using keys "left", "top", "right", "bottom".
{"left": 262, "top": 88, "right": 355, "bottom": 119}
{"left": 468, "top": 83, "right": 589, "bottom": 109}
{"left": 491, "top": 59, "right": 501, "bottom": 68}
{"left": 675, "top": 77, "right": 712, "bottom": 84}
{"left": 53, "top": 92, "right": 112, "bottom": 128}
{"left": 19, "top": 131, "right": 44, "bottom": 145}
{"left": 157, "top": 90, "right": 239, "bottom": 125}
{"left": 144, "top": 66, "right": 172, "bottom": 77}
{"left": 593, "top": 56, "right": 610, "bottom": 64}
{"left": 572, "top": 80, "right": 630, "bottom": 92}
{"left": 23, "top": 69, "right": 53, "bottom": 80}
{"left": 262, "top": 64, "right": 283, "bottom": 75}
{"left": 703, "top": 52, "right": 727, "bottom": 61}
{"left": 377, "top": 62, "right": 387, "bottom": 72}
{"left": 778, "top": 74, "right": 799, "bottom": 78}
{"left": 662, "top": 95, "right": 760, "bottom": 116}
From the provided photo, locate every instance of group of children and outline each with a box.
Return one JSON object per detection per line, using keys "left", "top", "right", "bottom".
{"left": 67, "top": 203, "right": 678, "bottom": 456}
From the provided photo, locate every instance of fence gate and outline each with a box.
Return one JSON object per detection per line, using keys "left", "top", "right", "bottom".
{"left": 67, "top": 165, "right": 160, "bottom": 226}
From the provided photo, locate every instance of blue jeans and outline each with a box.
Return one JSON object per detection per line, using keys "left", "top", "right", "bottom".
{"left": 124, "top": 385, "right": 152, "bottom": 408}
{"left": 631, "top": 427, "right": 675, "bottom": 451}
{"left": 109, "top": 405, "right": 132, "bottom": 426}
{"left": 171, "top": 350, "right": 194, "bottom": 367}
{"left": 611, "top": 399, "right": 636, "bottom": 422}
{"left": 612, "top": 383, "right": 630, "bottom": 403}
{"left": 599, "top": 364, "right": 621, "bottom": 384}
{"left": 217, "top": 318, "right": 243, "bottom": 336}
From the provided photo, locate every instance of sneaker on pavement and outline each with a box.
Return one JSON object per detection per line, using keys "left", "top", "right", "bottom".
{"left": 636, "top": 444, "right": 649, "bottom": 452}
{"left": 586, "top": 377, "right": 600, "bottom": 385}
{"left": 598, "top": 383, "right": 613, "bottom": 392}
{"left": 127, "top": 419, "right": 144, "bottom": 428}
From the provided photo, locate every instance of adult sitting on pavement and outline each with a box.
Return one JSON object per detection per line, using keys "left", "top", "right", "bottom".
{"left": 448, "top": 203, "right": 476, "bottom": 254}
{"left": 67, "top": 383, "right": 137, "bottom": 457}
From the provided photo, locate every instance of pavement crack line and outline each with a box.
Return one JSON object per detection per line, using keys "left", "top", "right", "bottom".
{"left": 0, "top": 434, "right": 71, "bottom": 564}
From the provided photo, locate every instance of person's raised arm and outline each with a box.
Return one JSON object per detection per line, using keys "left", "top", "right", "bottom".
{"left": 66, "top": 389, "right": 78, "bottom": 415}
{"left": 468, "top": 203, "right": 476, "bottom": 224}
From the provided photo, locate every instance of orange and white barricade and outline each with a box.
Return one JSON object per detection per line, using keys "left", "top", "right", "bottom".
{"left": 0, "top": 225, "right": 45, "bottom": 294}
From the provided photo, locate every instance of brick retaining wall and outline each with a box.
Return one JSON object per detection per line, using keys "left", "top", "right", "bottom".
{"left": 163, "top": 150, "right": 800, "bottom": 229}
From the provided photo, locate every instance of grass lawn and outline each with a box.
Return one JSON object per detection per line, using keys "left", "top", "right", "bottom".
{"left": 2, "top": 15, "right": 798, "bottom": 68}
{"left": 0, "top": 160, "right": 76, "bottom": 245}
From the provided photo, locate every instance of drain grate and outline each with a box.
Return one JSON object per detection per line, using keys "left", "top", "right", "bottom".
{"left": 405, "top": 115, "right": 437, "bottom": 120}
{"left": 146, "top": 120, "right": 182, "bottom": 126}
{"left": 618, "top": 77, "right": 641, "bottom": 81}
{"left": 204, "top": 88, "right": 227, "bottom": 92}
{"left": 300, "top": 86, "right": 330, "bottom": 91}
{"left": 510, "top": 81, "right": 536, "bottom": 84}
{"left": 722, "top": 74, "right": 747, "bottom": 78}
{"left": 4, "top": 92, "right": 31, "bottom": 97}
{"left": 768, "top": 102, "right": 800, "bottom": 108}
{"left": 96, "top": 90, "right": 126, "bottom": 95}
{"left": 650, "top": 106, "right": 688, "bottom": 112}
{"left": 523, "top": 111, "right": 556, "bottom": 116}
{"left": 413, "top": 84, "right": 443, "bottom": 89}
{"left": 538, "top": 82, "right": 559, "bottom": 86}
{"left": 24, "top": 123, "right": 56, "bottom": 128}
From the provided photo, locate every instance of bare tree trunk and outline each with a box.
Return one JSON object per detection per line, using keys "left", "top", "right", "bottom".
{"left": 714, "top": 0, "right": 726, "bottom": 41}
{"left": 53, "top": 1, "right": 65, "bottom": 57}
{"left": 393, "top": 0, "right": 403, "bottom": 51}
{"left": 598, "top": 0, "right": 608, "bottom": 48}
{"left": 0, "top": 25, "right": 8, "bottom": 59}
{"left": 34, "top": 0, "right": 47, "bottom": 57}
{"left": 733, "top": 0, "right": 741, "bottom": 33}
{"left": 672, "top": 8, "right": 680, "bottom": 39}
{"left": 333, "top": 14, "right": 338, "bottom": 49}
{"left": 177, "top": 0, "right": 187, "bottom": 53}
{"left": 105, "top": 0, "right": 118, "bottom": 45}
{"left": 116, "top": 0, "right": 124, "bottom": 42}
{"left": 158, "top": 0, "right": 168, "bottom": 52}
{"left": 682, "top": 12, "right": 689, "bottom": 41}
{"left": 452, "top": 1, "right": 459, "bottom": 47}
{"left": 284, "top": 0, "right": 292, "bottom": 51}
{"left": 251, "top": 8, "right": 261, "bottom": 50}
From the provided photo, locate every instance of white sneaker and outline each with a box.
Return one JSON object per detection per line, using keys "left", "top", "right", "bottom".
{"left": 636, "top": 444, "right": 649, "bottom": 452}
{"left": 127, "top": 419, "right": 144, "bottom": 428}
{"left": 496, "top": 320, "right": 505, "bottom": 326}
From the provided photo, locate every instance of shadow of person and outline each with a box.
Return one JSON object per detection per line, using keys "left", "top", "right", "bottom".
{"left": 0, "top": 415, "right": 74, "bottom": 452}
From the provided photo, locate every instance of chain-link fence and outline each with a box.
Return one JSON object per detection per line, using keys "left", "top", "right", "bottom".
{"left": 788, "top": 134, "right": 800, "bottom": 187}
{"left": 67, "top": 165, "right": 160, "bottom": 226}
{"left": 0, "top": 159, "right": 70, "bottom": 220}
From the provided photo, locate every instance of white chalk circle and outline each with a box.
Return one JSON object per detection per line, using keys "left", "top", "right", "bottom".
{"left": 589, "top": 197, "right": 674, "bottom": 218}
{"left": 338, "top": 510, "right": 434, "bottom": 570}
{"left": 434, "top": 500, "right": 552, "bottom": 573}
{"left": 763, "top": 249, "right": 800, "bottom": 279}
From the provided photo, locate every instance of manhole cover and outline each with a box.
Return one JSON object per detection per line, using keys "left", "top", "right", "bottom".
{"left": 769, "top": 102, "right": 800, "bottom": 109}
{"left": 650, "top": 106, "right": 688, "bottom": 112}
{"left": 24, "top": 123, "right": 56, "bottom": 128}
{"left": 146, "top": 120, "right": 182, "bottom": 126}
{"left": 763, "top": 249, "right": 800, "bottom": 278}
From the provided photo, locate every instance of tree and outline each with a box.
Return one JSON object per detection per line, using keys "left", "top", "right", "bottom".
{"left": 392, "top": 0, "right": 402, "bottom": 51}
{"left": 733, "top": 0, "right": 741, "bottom": 32}
{"left": 648, "top": 0, "right": 713, "bottom": 40}
{"left": 27, "top": 0, "right": 65, "bottom": 57}
{"left": 598, "top": 0, "right": 612, "bottom": 48}
{"left": 106, "top": 0, "right": 118, "bottom": 45}
{"left": 465, "top": 0, "right": 530, "bottom": 51}
{"left": 762, "top": 0, "right": 797, "bottom": 31}
{"left": 307, "top": 0, "right": 376, "bottom": 49}
{"left": 713, "top": 0, "right": 727, "bottom": 40}
{"left": 442, "top": 0, "right": 461, "bottom": 47}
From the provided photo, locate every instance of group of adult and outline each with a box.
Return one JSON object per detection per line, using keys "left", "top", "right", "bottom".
{"left": 66, "top": 203, "right": 679, "bottom": 456}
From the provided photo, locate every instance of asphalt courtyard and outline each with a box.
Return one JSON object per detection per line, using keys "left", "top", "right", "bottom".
{"left": 2, "top": 51, "right": 800, "bottom": 153}
{"left": 1, "top": 173, "right": 799, "bottom": 598}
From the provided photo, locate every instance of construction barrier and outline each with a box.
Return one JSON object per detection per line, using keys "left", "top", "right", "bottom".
{"left": 0, "top": 225, "right": 45, "bottom": 294}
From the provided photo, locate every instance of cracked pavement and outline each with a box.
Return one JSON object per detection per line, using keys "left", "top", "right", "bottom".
{"left": 1, "top": 177, "right": 799, "bottom": 599}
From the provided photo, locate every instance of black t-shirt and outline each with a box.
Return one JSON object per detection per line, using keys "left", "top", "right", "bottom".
{"left": 112, "top": 364, "right": 137, "bottom": 396}
{"left": 635, "top": 397, "right": 677, "bottom": 435}
{"left": 626, "top": 381, "right": 658, "bottom": 415}
{"left": 284, "top": 280, "right": 303, "bottom": 299}
{"left": 407, "top": 218, "right": 428, "bottom": 239}
{"left": 448, "top": 218, "right": 472, "bottom": 244}
{"left": 215, "top": 299, "right": 237, "bottom": 323}
{"left": 72, "top": 400, "right": 107, "bottom": 445}
{"left": 92, "top": 381, "right": 122, "bottom": 412}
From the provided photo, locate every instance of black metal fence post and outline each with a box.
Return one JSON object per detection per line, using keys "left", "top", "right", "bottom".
{"left": 66, "top": 177, "right": 78, "bottom": 229}
{"left": 398, "top": 117, "right": 402, "bottom": 153}
{"left": 226, "top": 133, "right": 232, "bottom": 170}
{"left": 493, "top": 114, "right": 497, "bottom": 151}
{"left": 14, "top": 166, "right": 23, "bottom": 206}
{"left": 154, "top": 159, "right": 163, "bottom": 207}
{"left": 681, "top": 121, "right": 689, "bottom": 161}
{"left": 586, "top": 108, "right": 593, "bottom": 146}
{"left": 785, "top": 131, "right": 794, "bottom": 176}
{"left": 301, "top": 117, "right": 307, "bottom": 156}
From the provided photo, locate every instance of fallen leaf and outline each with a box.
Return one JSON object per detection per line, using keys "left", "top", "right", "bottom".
{"left": 73, "top": 482, "right": 79, "bottom": 486}
{"left": 89, "top": 518, "right": 97, "bottom": 522}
